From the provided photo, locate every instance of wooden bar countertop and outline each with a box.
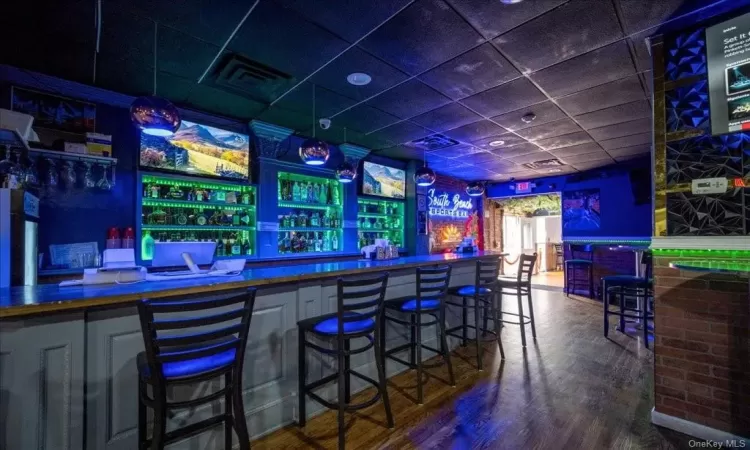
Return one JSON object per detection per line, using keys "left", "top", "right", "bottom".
{"left": 0, "top": 251, "right": 506, "bottom": 319}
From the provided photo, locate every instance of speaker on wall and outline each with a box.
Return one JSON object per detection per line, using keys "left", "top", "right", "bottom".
{"left": 629, "top": 168, "right": 652, "bottom": 205}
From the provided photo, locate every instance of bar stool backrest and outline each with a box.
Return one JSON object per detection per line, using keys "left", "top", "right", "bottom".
{"left": 568, "top": 243, "right": 593, "bottom": 261}
{"left": 475, "top": 259, "right": 501, "bottom": 292}
{"left": 553, "top": 243, "right": 563, "bottom": 255}
{"left": 642, "top": 251, "right": 653, "bottom": 283}
{"left": 517, "top": 253, "right": 538, "bottom": 283}
{"left": 415, "top": 265, "right": 452, "bottom": 313}
{"left": 137, "top": 288, "right": 257, "bottom": 382}
{"left": 336, "top": 273, "right": 389, "bottom": 335}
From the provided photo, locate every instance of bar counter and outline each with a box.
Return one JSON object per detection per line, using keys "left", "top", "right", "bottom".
{"left": 0, "top": 251, "right": 503, "bottom": 450}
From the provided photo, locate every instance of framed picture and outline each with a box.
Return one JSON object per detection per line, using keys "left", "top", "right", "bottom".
{"left": 417, "top": 193, "right": 427, "bottom": 212}
{"left": 11, "top": 86, "right": 96, "bottom": 133}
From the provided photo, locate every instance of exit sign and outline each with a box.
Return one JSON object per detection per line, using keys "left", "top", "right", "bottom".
{"left": 515, "top": 182, "right": 532, "bottom": 194}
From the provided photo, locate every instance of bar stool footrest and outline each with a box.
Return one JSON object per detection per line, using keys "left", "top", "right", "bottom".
{"left": 304, "top": 370, "right": 382, "bottom": 412}
{"left": 144, "top": 415, "right": 227, "bottom": 448}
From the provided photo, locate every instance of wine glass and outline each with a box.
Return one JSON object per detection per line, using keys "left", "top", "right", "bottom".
{"left": 19, "top": 153, "right": 38, "bottom": 188}
{"left": 61, "top": 160, "right": 77, "bottom": 189}
{"left": 44, "top": 157, "right": 58, "bottom": 191}
{"left": 97, "top": 164, "right": 111, "bottom": 190}
{"left": 0, "top": 145, "right": 19, "bottom": 186}
{"left": 82, "top": 162, "right": 96, "bottom": 189}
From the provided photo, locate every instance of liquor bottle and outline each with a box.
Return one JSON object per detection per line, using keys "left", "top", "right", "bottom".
{"left": 232, "top": 212, "right": 240, "bottom": 226}
{"left": 305, "top": 183, "right": 312, "bottom": 203}
{"left": 314, "top": 232, "right": 321, "bottom": 252}
{"left": 323, "top": 212, "right": 331, "bottom": 228}
{"left": 143, "top": 183, "right": 150, "bottom": 198}
{"left": 323, "top": 233, "right": 330, "bottom": 252}
{"left": 242, "top": 191, "right": 250, "bottom": 205}
{"left": 282, "top": 214, "right": 290, "bottom": 228}
{"left": 290, "top": 211, "right": 297, "bottom": 227}
{"left": 217, "top": 239, "right": 225, "bottom": 257}
{"left": 313, "top": 183, "right": 321, "bottom": 203}
{"left": 291, "top": 233, "right": 300, "bottom": 253}
{"left": 284, "top": 232, "right": 291, "bottom": 253}
{"left": 242, "top": 239, "right": 251, "bottom": 255}
{"left": 320, "top": 184, "right": 328, "bottom": 204}
{"left": 326, "top": 183, "right": 333, "bottom": 205}
{"left": 311, "top": 212, "right": 319, "bottom": 227}
{"left": 292, "top": 181, "right": 300, "bottom": 202}
{"left": 331, "top": 183, "right": 339, "bottom": 205}
{"left": 278, "top": 234, "right": 285, "bottom": 254}
{"left": 333, "top": 213, "right": 339, "bottom": 228}
{"left": 225, "top": 238, "right": 232, "bottom": 256}
{"left": 150, "top": 184, "right": 160, "bottom": 199}
{"left": 231, "top": 234, "right": 241, "bottom": 255}
{"left": 300, "top": 211, "right": 308, "bottom": 228}
{"left": 332, "top": 233, "right": 339, "bottom": 251}
{"left": 141, "top": 231, "right": 155, "bottom": 260}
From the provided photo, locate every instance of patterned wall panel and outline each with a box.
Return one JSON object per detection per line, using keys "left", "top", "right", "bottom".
{"left": 665, "top": 29, "right": 707, "bottom": 81}
{"left": 666, "top": 133, "right": 747, "bottom": 185}
{"left": 666, "top": 188, "right": 748, "bottom": 235}
{"left": 665, "top": 80, "right": 710, "bottom": 132}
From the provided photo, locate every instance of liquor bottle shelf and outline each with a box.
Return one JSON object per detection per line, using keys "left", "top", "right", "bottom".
{"left": 279, "top": 227, "right": 339, "bottom": 232}
{"left": 278, "top": 200, "right": 341, "bottom": 210}
{"left": 357, "top": 212, "right": 402, "bottom": 219}
{"left": 142, "top": 198, "right": 255, "bottom": 209}
{"left": 29, "top": 147, "right": 118, "bottom": 166}
{"left": 358, "top": 229, "right": 400, "bottom": 233}
{"left": 142, "top": 225, "right": 256, "bottom": 232}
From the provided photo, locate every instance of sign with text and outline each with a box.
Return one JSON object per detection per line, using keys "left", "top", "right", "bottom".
{"left": 427, "top": 188, "right": 475, "bottom": 218}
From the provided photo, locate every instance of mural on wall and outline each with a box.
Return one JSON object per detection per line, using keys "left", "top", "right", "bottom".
{"left": 495, "top": 194, "right": 561, "bottom": 217}
{"left": 11, "top": 86, "right": 96, "bottom": 133}
{"left": 562, "top": 189, "right": 601, "bottom": 231}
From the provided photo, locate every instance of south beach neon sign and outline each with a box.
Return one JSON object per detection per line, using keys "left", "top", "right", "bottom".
{"left": 428, "top": 189, "right": 474, "bottom": 218}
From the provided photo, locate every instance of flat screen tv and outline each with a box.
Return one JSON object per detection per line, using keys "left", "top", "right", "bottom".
{"left": 139, "top": 120, "right": 250, "bottom": 180}
{"left": 706, "top": 11, "right": 750, "bottom": 135}
{"left": 362, "top": 161, "right": 405, "bottom": 199}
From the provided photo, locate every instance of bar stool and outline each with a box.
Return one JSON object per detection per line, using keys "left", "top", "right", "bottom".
{"left": 565, "top": 244, "right": 594, "bottom": 298}
{"left": 604, "top": 252, "right": 654, "bottom": 348}
{"left": 554, "top": 243, "right": 563, "bottom": 271}
{"left": 136, "top": 288, "right": 257, "bottom": 450}
{"left": 496, "top": 253, "right": 538, "bottom": 347}
{"left": 297, "top": 273, "right": 393, "bottom": 450}
{"left": 445, "top": 259, "right": 505, "bottom": 370}
{"left": 381, "top": 265, "right": 454, "bottom": 404}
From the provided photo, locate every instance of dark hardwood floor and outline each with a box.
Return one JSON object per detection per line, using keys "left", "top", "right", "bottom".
{"left": 254, "top": 289, "right": 697, "bottom": 450}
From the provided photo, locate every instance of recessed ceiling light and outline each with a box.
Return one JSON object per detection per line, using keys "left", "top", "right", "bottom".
{"left": 521, "top": 113, "right": 536, "bottom": 123}
{"left": 489, "top": 140, "right": 505, "bottom": 147}
{"left": 548, "top": 168, "right": 562, "bottom": 173}
{"left": 347, "top": 73, "right": 372, "bottom": 86}
{"left": 500, "top": 0, "right": 524, "bottom": 4}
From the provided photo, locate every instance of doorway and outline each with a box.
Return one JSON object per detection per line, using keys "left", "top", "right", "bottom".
{"left": 492, "top": 194, "right": 563, "bottom": 289}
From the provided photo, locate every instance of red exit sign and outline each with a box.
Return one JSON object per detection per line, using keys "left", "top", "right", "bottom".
{"left": 515, "top": 182, "right": 532, "bottom": 194}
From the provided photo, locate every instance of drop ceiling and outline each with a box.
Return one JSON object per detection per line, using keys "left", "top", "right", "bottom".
{"left": 2, "top": 0, "right": 747, "bottom": 180}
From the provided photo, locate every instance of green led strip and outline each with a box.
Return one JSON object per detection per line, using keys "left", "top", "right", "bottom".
{"left": 143, "top": 175, "right": 254, "bottom": 192}
{"left": 278, "top": 201, "right": 340, "bottom": 210}
{"left": 142, "top": 199, "right": 255, "bottom": 210}
{"left": 357, "top": 213, "right": 402, "bottom": 219}
{"left": 278, "top": 227, "right": 339, "bottom": 232}
{"left": 652, "top": 249, "right": 750, "bottom": 258}
{"left": 142, "top": 225, "right": 256, "bottom": 232}
{"left": 565, "top": 239, "right": 651, "bottom": 245}
{"left": 358, "top": 198, "right": 402, "bottom": 207}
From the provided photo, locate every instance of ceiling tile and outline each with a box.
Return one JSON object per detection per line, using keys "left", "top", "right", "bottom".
{"left": 157, "top": 26, "right": 220, "bottom": 80}
{"left": 490, "top": 142, "right": 543, "bottom": 159}
{"left": 473, "top": 133, "right": 529, "bottom": 151}
{"left": 358, "top": 0, "right": 483, "bottom": 75}
{"left": 432, "top": 144, "right": 486, "bottom": 159}
{"left": 494, "top": 0, "right": 623, "bottom": 73}
{"left": 418, "top": 43, "right": 520, "bottom": 100}
{"left": 310, "top": 47, "right": 409, "bottom": 101}
{"left": 335, "top": 104, "right": 400, "bottom": 134}
{"left": 365, "top": 79, "right": 452, "bottom": 120}
{"left": 443, "top": 120, "right": 507, "bottom": 143}
{"left": 530, "top": 40, "right": 637, "bottom": 98}
{"left": 558, "top": 152, "right": 611, "bottom": 164}
{"left": 616, "top": 0, "right": 710, "bottom": 34}
{"left": 614, "top": 153, "right": 649, "bottom": 162}
{"left": 411, "top": 103, "right": 483, "bottom": 131}
{"left": 376, "top": 144, "right": 426, "bottom": 161}
{"left": 587, "top": 117, "right": 652, "bottom": 141}
{"left": 275, "top": 0, "right": 412, "bottom": 42}
{"left": 186, "top": 83, "right": 267, "bottom": 121}
{"left": 461, "top": 78, "right": 547, "bottom": 117}
{"left": 571, "top": 158, "right": 614, "bottom": 170}
{"left": 507, "top": 151, "right": 556, "bottom": 165}
{"left": 371, "top": 121, "right": 431, "bottom": 145}
{"left": 461, "top": 151, "right": 505, "bottom": 165}
{"left": 607, "top": 144, "right": 651, "bottom": 158}
{"left": 535, "top": 131, "right": 593, "bottom": 150}
{"left": 446, "top": 0, "right": 567, "bottom": 40}
{"left": 274, "top": 83, "right": 357, "bottom": 119}
{"left": 598, "top": 132, "right": 651, "bottom": 150}
{"left": 574, "top": 100, "right": 651, "bottom": 129}
{"left": 490, "top": 101, "right": 567, "bottom": 132}
{"left": 229, "top": 2, "right": 349, "bottom": 80}
{"left": 514, "top": 118, "right": 582, "bottom": 141}
{"left": 548, "top": 142, "right": 605, "bottom": 157}
{"left": 555, "top": 75, "right": 646, "bottom": 116}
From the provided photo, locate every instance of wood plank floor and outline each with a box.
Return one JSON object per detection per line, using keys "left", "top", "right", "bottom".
{"left": 253, "top": 289, "right": 697, "bottom": 450}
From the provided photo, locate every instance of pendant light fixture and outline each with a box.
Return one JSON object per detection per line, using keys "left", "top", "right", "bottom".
{"left": 336, "top": 128, "right": 356, "bottom": 183}
{"left": 130, "top": 21, "right": 181, "bottom": 137}
{"left": 466, "top": 181, "right": 485, "bottom": 196}
{"left": 414, "top": 147, "right": 436, "bottom": 187}
{"left": 299, "top": 85, "right": 330, "bottom": 166}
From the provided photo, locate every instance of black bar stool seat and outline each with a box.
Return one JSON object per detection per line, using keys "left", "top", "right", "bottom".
{"left": 453, "top": 285, "right": 492, "bottom": 296}
{"left": 382, "top": 265, "right": 455, "bottom": 404}
{"left": 604, "top": 252, "right": 654, "bottom": 349}
{"left": 299, "top": 312, "right": 376, "bottom": 336}
{"left": 564, "top": 244, "right": 595, "bottom": 298}
{"left": 136, "top": 340, "right": 237, "bottom": 381}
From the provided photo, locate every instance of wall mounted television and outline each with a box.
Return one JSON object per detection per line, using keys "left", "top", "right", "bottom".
{"left": 361, "top": 161, "right": 406, "bottom": 199}
{"left": 706, "top": 11, "right": 750, "bottom": 135}
{"left": 139, "top": 120, "right": 250, "bottom": 181}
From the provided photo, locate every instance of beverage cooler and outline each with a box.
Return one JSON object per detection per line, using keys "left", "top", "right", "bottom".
{"left": 276, "top": 171, "right": 343, "bottom": 255}
{"left": 137, "top": 173, "right": 256, "bottom": 263}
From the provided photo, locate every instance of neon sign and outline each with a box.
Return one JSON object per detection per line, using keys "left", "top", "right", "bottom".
{"left": 428, "top": 189, "right": 474, "bottom": 218}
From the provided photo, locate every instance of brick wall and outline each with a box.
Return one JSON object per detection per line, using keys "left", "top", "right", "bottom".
{"left": 484, "top": 199, "right": 502, "bottom": 252}
{"left": 653, "top": 255, "right": 750, "bottom": 436}
{"left": 564, "top": 246, "right": 640, "bottom": 297}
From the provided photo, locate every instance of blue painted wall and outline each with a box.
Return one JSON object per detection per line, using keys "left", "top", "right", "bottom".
{"left": 487, "top": 158, "right": 652, "bottom": 239}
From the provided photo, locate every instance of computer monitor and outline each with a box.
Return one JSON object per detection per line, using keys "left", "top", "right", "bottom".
{"left": 151, "top": 241, "right": 216, "bottom": 268}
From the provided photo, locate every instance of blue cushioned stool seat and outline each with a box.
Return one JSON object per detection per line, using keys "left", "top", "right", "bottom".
{"left": 137, "top": 346, "right": 236, "bottom": 380}
{"left": 307, "top": 312, "right": 375, "bottom": 335}
{"left": 455, "top": 285, "right": 492, "bottom": 296}
{"left": 400, "top": 298, "right": 440, "bottom": 311}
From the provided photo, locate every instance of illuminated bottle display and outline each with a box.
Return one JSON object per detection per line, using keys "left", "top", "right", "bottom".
{"left": 139, "top": 174, "right": 256, "bottom": 261}
{"left": 277, "top": 171, "right": 343, "bottom": 255}
{"left": 357, "top": 198, "right": 405, "bottom": 249}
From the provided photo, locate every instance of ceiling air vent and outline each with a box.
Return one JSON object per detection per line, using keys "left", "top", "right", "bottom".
{"left": 212, "top": 53, "right": 294, "bottom": 103}
{"left": 408, "top": 134, "right": 459, "bottom": 151}
{"left": 523, "top": 158, "right": 564, "bottom": 170}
